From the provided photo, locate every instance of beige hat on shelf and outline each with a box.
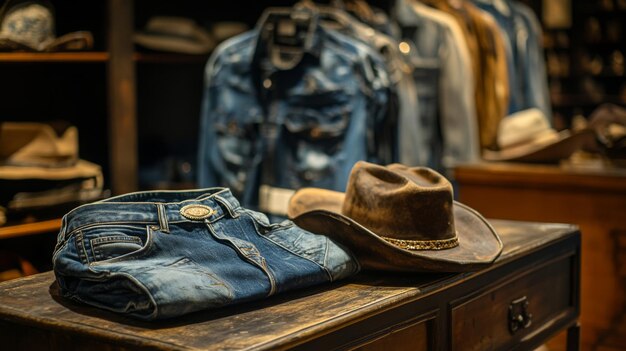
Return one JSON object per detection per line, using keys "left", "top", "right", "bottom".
{"left": 0, "top": 122, "right": 78, "bottom": 167}
{"left": 134, "top": 16, "right": 215, "bottom": 55}
{"left": 483, "top": 108, "right": 596, "bottom": 163}
{"left": 287, "top": 161, "right": 502, "bottom": 272}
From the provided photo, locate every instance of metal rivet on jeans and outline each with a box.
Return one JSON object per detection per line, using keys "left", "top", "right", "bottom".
{"left": 180, "top": 204, "right": 214, "bottom": 220}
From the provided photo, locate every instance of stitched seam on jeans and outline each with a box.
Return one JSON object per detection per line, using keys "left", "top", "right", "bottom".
{"left": 259, "top": 228, "right": 331, "bottom": 276}
{"left": 88, "top": 226, "right": 153, "bottom": 266}
{"left": 214, "top": 195, "right": 239, "bottom": 218}
{"left": 207, "top": 220, "right": 276, "bottom": 296}
{"left": 70, "top": 271, "right": 159, "bottom": 320}
{"left": 52, "top": 240, "right": 68, "bottom": 264}
{"left": 233, "top": 219, "right": 277, "bottom": 296}
{"left": 90, "top": 235, "right": 143, "bottom": 246}
{"left": 322, "top": 236, "right": 333, "bottom": 281}
{"left": 65, "top": 222, "right": 156, "bottom": 240}
{"left": 62, "top": 192, "right": 224, "bottom": 218}
{"left": 75, "top": 230, "right": 90, "bottom": 265}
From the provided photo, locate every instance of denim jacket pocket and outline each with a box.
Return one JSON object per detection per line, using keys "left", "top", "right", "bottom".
{"left": 283, "top": 105, "right": 352, "bottom": 187}
{"left": 284, "top": 105, "right": 351, "bottom": 141}
{"left": 215, "top": 111, "right": 262, "bottom": 163}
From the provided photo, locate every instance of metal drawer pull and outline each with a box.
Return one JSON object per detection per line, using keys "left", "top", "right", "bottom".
{"left": 509, "top": 296, "right": 533, "bottom": 334}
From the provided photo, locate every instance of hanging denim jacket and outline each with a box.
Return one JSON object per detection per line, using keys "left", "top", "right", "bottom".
{"left": 316, "top": 7, "right": 418, "bottom": 165}
{"left": 197, "top": 9, "right": 390, "bottom": 212}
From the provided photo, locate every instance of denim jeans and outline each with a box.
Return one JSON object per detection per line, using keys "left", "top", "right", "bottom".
{"left": 52, "top": 188, "right": 359, "bottom": 320}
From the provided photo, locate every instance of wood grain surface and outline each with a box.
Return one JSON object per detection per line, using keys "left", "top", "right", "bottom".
{"left": 456, "top": 162, "right": 626, "bottom": 351}
{"left": 0, "top": 220, "right": 578, "bottom": 350}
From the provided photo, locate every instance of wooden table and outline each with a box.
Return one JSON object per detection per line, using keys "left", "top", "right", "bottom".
{"left": 0, "top": 220, "right": 580, "bottom": 351}
{"left": 455, "top": 162, "right": 626, "bottom": 351}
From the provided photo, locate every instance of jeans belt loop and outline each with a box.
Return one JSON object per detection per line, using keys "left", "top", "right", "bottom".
{"left": 213, "top": 195, "right": 239, "bottom": 219}
{"left": 156, "top": 203, "right": 170, "bottom": 233}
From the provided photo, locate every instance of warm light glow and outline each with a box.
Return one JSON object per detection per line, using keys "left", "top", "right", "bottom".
{"left": 399, "top": 41, "right": 411, "bottom": 54}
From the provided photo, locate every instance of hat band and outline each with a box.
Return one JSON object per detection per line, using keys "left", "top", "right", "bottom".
{"left": 381, "top": 234, "right": 459, "bottom": 251}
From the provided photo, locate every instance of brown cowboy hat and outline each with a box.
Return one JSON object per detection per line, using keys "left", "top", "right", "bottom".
{"left": 287, "top": 162, "right": 503, "bottom": 272}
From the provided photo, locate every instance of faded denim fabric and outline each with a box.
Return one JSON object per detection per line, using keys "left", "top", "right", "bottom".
{"left": 197, "top": 13, "right": 390, "bottom": 210}
{"left": 52, "top": 188, "right": 359, "bottom": 320}
{"left": 316, "top": 8, "right": 418, "bottom": 165}
{"left": 513, "top": 2, "right": 551, "bottom": 122}
{"left": 394, "top": 0, "right": 480, "bottom": 171}
{"left": 472, "top": 0, "right": 551, "bottom": 122}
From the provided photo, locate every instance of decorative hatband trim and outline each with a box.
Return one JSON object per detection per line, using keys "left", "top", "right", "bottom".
{"left": 381, "top": 234, "right": 459, "bottom": 250}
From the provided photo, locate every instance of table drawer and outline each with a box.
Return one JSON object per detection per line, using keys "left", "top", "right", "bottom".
{"left": 451, "top": 254, "right": 575, "bottom": 351}
{"left": 350, "top": 318, "right": 431, "bottom": 351}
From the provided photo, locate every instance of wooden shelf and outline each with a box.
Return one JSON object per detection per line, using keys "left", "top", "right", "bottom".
{"left": 578, "top": 4, "right": 626, "bottom": 15}
{"left": 0, "top": 52, "right": 109, "bottom": 63}
{"left": 549, "top": 74, "right": 626, "bottom": 79}
{"left": 551, "top": 95, "right": 625, "bottom": 107}
{"left": 0, "top": 219, "right": 62, "bottom": 240}
{"left": 133, "top": 52, "right": 209, "bottom": 64}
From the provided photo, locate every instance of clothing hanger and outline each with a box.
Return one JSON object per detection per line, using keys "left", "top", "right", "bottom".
{"left": 295, "top": 0, "right": 355, "bottom": 31}
{"left": 341, "top": 0, "right": 376, "bottom": 23}
{"left": 257, "top": 6, "right": 319, "bottom": 70}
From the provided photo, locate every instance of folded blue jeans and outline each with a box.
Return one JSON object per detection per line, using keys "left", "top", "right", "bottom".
{"left": 52, "top": 188, "right": 359, "bottom": 320}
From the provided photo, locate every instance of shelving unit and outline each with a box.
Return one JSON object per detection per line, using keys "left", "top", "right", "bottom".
{"left": 0, "top": 0, "right": 251, "bottom": 241}
{"left": 539, "top": 0, "right": 626, "bottom": 128}
{"left": 0, "top": 1, "right": 110, "bottom": 271}
{"left": 0, "top": 220, "right": 62, "bottom": 240}
{"left": 551, "top": 94, "right": 624, "bottom": 107}
{"left": 0, "top": 52, "right": 109, "bottom": 62}
{"left": 132, "top": 52, "right": 209, "bottom": 64}
{"left": 3, "top": 0, "right": 392, "bottom": 267}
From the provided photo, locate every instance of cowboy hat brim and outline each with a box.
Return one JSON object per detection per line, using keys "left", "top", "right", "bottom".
{"left": 288, "top": 188, "right": 503, "bottom": 272}
{"left": 483, "top": 128, "right": 596, "bottom": 163}
{"left": 0, "top": 31, "right": 93, "bottom": 52}
{"left": 133, "top": 30, "right": 215, "bottom": 55}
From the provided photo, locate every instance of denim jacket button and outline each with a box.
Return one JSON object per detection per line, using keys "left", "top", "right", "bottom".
{"left": 227, "top": 121, "right": 238, "bottom": 133}
{"left": 263, "top": 78, "right": 272, "bottom": 89}
{"left": 303, "top": 171, "right": 314, "bottom": 181}
{"left": 310, "top": 127, "right": 321, "bottom": 138}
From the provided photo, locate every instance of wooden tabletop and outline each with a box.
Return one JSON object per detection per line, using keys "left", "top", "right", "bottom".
{"left": 455, "top": 162, "right": 626, "bottom": 192}
{"left": 0, "top": 220, "right": 578, "bottom": 351}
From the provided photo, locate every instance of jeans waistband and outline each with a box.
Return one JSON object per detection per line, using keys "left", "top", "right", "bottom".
{"left": 59, "top": 188, "right": 240, "bottom": 239}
